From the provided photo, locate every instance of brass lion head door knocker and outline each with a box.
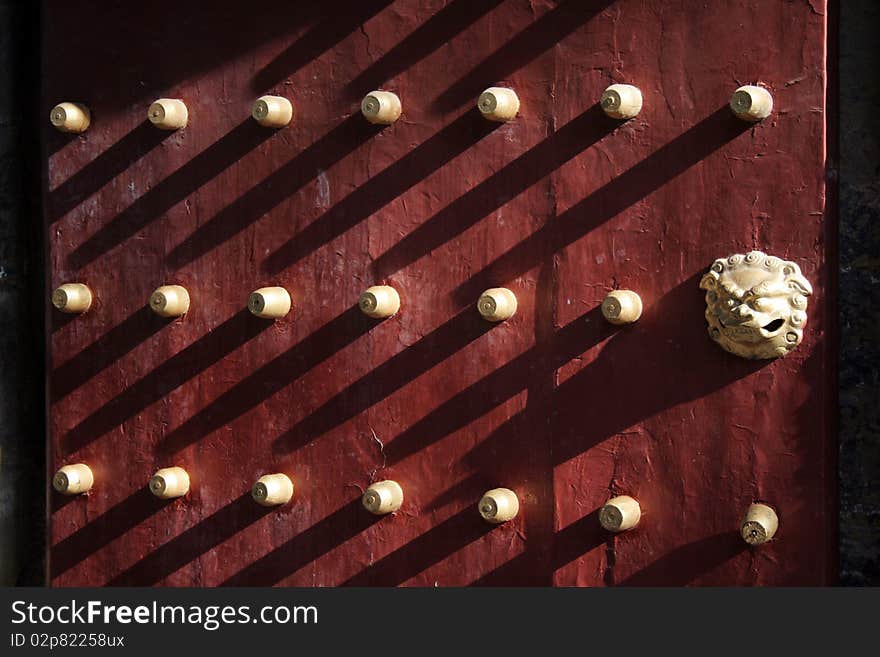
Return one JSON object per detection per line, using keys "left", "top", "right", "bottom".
{"left": 700, "top": 251, "right": 813, "bottom": 359}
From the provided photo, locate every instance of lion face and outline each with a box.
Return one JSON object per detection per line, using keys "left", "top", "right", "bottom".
{"left": 699, "top": 251, "right": 812, "bottom": 359}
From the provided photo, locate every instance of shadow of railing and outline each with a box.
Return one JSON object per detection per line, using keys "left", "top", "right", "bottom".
{"left": 47, "top": 122, "right": 170, "bottom": 223}
{"left": 384, "top": 306, "right": 612, "bottom": 465}
{"left": 345, "top": 0, "right": 505, "bottom": 96}
{"left": 372, "top": 103, "right": 617, "bottom": 279}
{"left": 452, "top": 107, "right": 753, "bottom": 305}
{"left": 470, "top": 509, "right": 605, "bottom": 585}
{"left": 462, "top": 274, "right": 766, "bottom": 479}
{"left": 52, "top": 306, "right": 168, "bottom": 401}
{"left": 433, "top": 0, "right": 614, "bottom": 112}
{"left": 43, "top": 1, "right": 322, "bottom": 116}
{"left": 617, "top": 533, "right": 746, "bottom": 586}
{"left": 106, "top": 493, "right": 273, "bottom": 586}
{"left": 64, "top": 309, "right": 271, "bottom": 454}
{"left": 272, "top": 307, "right": 493, "bottom": 454}
{"left": 166, "top": 115, "right": 384, "bottom": 269}
{"left": 221, "top": 499, "right": 382, "bottom": 586}
{"left": 422, "top": 472, "right": 486, "bottom": 513}
{"left": 50, "top": 487, "right": 165, "bottom": 579}
{"left": 50, "top": 309, "right": 80, "bottom": 334}
{"left": 158, "top": 306, "right": 374, "bottom": 457}
{"left": 251, "top": 0, "right": 394, "bottom": 93}
{"left": 340, "top": 507, "right": 495, "bottom": 586}
{"left": 261, "top": 109, "right": 501, "bottom": 275}
{"left": 68, "top": 120, "right": 276, "bottom": 270}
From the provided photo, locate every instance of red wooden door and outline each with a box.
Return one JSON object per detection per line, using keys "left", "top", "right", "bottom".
{"left": 46, "top": 0, "right": 835, "bottom": 586}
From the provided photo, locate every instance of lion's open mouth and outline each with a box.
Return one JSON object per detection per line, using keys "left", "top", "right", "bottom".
{"left": 762, "top": 318, "right": 785, "bottom": 333}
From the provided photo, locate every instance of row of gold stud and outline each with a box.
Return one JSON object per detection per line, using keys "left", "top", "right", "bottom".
{"left": 52, "top": 464, "right": 779, "bottom": 545}
{"left": 51, "top": 282, "right": 644, "bottom": 324}
{"left": 50, "top": 83, "right": 774, "bottom": 134}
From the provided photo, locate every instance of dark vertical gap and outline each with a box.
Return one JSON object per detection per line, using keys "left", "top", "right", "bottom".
{"left": 602, "top": 536, "right": 616, "bottom": 586}
{"left": 0, "top": 0, "right": 45, "bottom": 585}
{"left": 838, "top": 0, "right": 880, "bottom": 586}
{"left": 0, "top": 0, "right": 868, "bottom": 589}
{"left": 825, "top": 0, "right": 841, "bottom": 586}
{"left": 28, "top": 0, "right": 46, "bottom": 587}
{"left": 520, "top": 259, "right": 558, "bottom": 586}
{"left": 519, "top": 69, "right": 562, "bottom": 586}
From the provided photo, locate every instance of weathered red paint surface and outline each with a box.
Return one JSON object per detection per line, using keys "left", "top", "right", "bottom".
{"left": 45, "top": 0, "right": 835, "bottom": 586}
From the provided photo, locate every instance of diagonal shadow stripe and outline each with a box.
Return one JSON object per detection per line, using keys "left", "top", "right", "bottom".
{"left": 222, "top": 499, "right": 382, "bottom": 586}
{"left": 462, "top": 274, "right": 766, "bottom": 476}
{"left": 433, "top": 0, "right": 615, "bottom": 112}
{"left": 51, "top": 310, "right": 80, "bottom": 334}
{"left": 345, "top": 0, "right": 505, "bottom": 96}
{"left": 251, "top": 0, "right": 394, "bottom": 93}
{"left": 422, "top": 472, "right": 486, "bottom": 513}
{"left": 52, "top": 306, "right": 167, "bottom": 401}
{"left": 384, "top": 307, "right": 612, "bottom": 466}
{"left": 261, "top": 109, "right": 501, "bottom": 274}
{"left": 453, "top": 107, "right": 753, "bottom": 305}
{"left": 106, "top": 493, "right": 273, "bottom": 586}
{"left": 617, "top": 533, "right": 746, "bottom": 586}
{"left": 68, "top": 119, "right": 275, "bottom": 270}
{"left": 340, "top": 507, "right": 495, "bottom": 586}
{"left": 271, "top": 306, "right": 493, "bottom": 454}
{"left": 49, "top": 490, "right": 83, "bottom": 513}
{"left": 470, "top": 509, "right": 605, "bottom": 585}
{"left": 42, "top": 1, "right": 322, "bottom": 122}
{"left": 46, "top": 125, "right": 84, "bottom": 158}
{"left": 508, "top": 259, "right": 560, "bottom": 586}
{"left": 47, "top": 122, "right": 170, "bottom": 223}
{"left": 158, "top": 305, "right": 374, "bottom": 456}
{"left": 63, "top": 309, "right": 271, "bottom": 454}
{"left": 372, "top": 103, "right": 618, "bottom": 279}
{"left": 166, "top": 114, "right": 384, "bottom": 269}
{"left": 50, "top": 487, "right": 165, "bottom": 579}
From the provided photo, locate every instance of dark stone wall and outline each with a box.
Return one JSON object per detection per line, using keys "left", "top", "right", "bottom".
{"left": 0, "top": 0, "right": 44, "bottom": 585}
{"left": 839, "top": 0, "right": 880, "bottom": 586}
